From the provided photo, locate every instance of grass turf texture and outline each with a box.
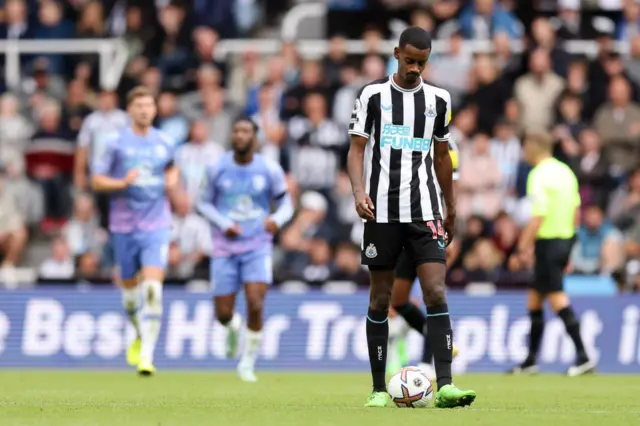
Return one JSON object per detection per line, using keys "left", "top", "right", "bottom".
{"left": 0, "top": 372, "right": 638, "bottom": 425}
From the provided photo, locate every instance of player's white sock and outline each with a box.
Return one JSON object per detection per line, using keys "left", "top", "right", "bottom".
{"left": 227, "top": 312, "right": 242, "bottom": 331}
{"left": 122, "top": 287, "right": 141, "bottom": 338}
{"left": 139, "top": 280, "right": 163, "bottom": 363}
{"left": 240, "top": 329, "right": 262, "bottom": 367}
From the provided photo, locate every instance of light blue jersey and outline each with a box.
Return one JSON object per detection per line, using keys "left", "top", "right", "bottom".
{"left": 197, "top": 152, "right": 293, "bottom": 295}
{"left": 92, "top": 126, "right": 176, "bottom": 280}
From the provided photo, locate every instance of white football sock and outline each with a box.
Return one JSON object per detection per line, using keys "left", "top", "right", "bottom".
{"left": 122, "top": 287, "right": 141, "bottom": 338}
{"left": 139, "top": 280, "right": 163, "bottom": 363}
{"left": 227, "top": 312, "right": 242, "bottom": 331}
{"left": 240, "top": 329, "right": 262, "bottom": 367}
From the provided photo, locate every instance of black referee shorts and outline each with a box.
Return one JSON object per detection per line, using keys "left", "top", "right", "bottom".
{"left": 532, "top": 238, "right": 575, "bottom": 294}
{"left": 361, "top": 221, "right": 446, "bottom": 268}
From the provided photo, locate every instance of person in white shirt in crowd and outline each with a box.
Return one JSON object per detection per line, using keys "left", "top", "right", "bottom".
{"left": 39, "top": 236, "right": 75, "bottom": 280}
{"left": 0, "top": 166, "right": 29, "bottom": 286}
{"left": 169, "top": 191, "right": 212, "bottom": 278}
{"left": 62, "top": 193, "right": 107, "bottom": 258}
{"left": 250, "top": 83, "right": 286, "bottom": 164}
{"left": 174, "top": 120, "right": 224, "bottom": 207}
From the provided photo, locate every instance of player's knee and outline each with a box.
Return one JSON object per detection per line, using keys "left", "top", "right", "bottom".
{"left": 421, "top": 281, "right": 446, "bottom": 307}
{"left": 369, "top": 291, "right": 391, "bottom": 313}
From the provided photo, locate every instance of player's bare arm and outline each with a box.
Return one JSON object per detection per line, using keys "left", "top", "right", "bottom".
{"left": 433, "top": 142, "right": 455, "bottom": 244}
{"left": 347, "top": 134, "right": 375, "bottom": 221}
{"left": 91, "top": 169, "right": 138, "bottom": 192}
{"left": 74, "top": 146, "right": 89, "bottom": 191}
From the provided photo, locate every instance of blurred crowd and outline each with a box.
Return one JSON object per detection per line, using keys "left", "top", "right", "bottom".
{"left": 1, "top": 0, "right": 640, "bottom": 291}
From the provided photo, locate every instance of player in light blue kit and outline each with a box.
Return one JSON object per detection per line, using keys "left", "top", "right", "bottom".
{"left": 91, "top": 86, "right": 178, "bottom": 376}
{"left": 197, "top": 117, "right": 293, "bottom": 382}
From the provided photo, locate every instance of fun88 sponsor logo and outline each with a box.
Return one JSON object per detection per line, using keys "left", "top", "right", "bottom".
{"left": 380, "top": 124, "right": 431, "bottom": 151}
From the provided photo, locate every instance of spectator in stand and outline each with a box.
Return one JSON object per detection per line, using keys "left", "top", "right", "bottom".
{"left": 332, "top": 63, "right": 361, "bottom": 129}
{"left": 448, "top": 215, "right": 489, "bottom": 280}
{"left": 200, "top": 86, "right": 234, "bottom": 147}
{"left": 292, "top": 238, "right": 333, "bottom": 285}
{"left": 428, "top": 29, "right": 472, "bottom": 108}
{"left": 169, "top": 191, "right": 211, "bottom": 278}
{"left": 185, "top": 27, "right": 227, "bottom": 91}
{"left": 571, "top": 205, "right": 624, "bottom": 277}
{"left": 0, "top": 0, "right": 31, "bottom": 40}
{"left": 175, "top": 120, "right": 224, "bottom": 206}
{"left": 463, "top": 238, "right": 504, "bottom": 281}
{"left": 242, "top": 55, "right": 286, "bottom": 117}
{"left": 0, "top": 167, "right": 29, "bottom": 283}
{"left": 39, "top": 237, "right": 74, "bottom": 280}
{"left": 285, "top": 92, "right": 346, "bottom": 195}
{"left": 281, "top": 61, "right": 327, "bottom": 120}
{"left": 492, "top": 31, "right": 522, "bottom": 84}
{"left": 0, "top": 93, "right": 33, "bottom": 164}
{"left": 514, "top": 48, "right": 565, "bottom": 132}
{"left": 458, "top": 0, "right": 523, "bottom": 40}
{"left": 139, "top": 67, "right": 162, "bottom": 98}
{"left": 323, "top": 35, "right": 348, "bottom": 87}
{"left": 252, "top": 84, "right": 286, "bottom": 164}
{"left": 555, "top": 0, "right": 582, "bottom": 40}
{"left": 530, "top": 17, "right": 571, "bottom": 78}
{"left": 2, "top": 158, "right": 44, "bottom": 228}
{"left": 492, "top": 211, "right": 520, "bottom": 268}
{"left": 625, "top": 34, "right": 640, "bottom": 87}
{"left": 624, "top": 222, "right": 640, "bottom": 290}
{"left": 555, "top": 92, "right": 587, "bottom": 142}
{"left": 568, "top": 129, "right": 613, "bottom": 211}
{"left": 33, "top": 0, "right": 74, "bottom": 75}
{"left": 61, "top": 193, "right": 107, "bottom": 260}
{"left": 63, "top": 80, "right": 93, "bottom": 138}
{"left": 150, "top": 3, "right": 191, "bottom": 90}
{"left": 450, "top": 105, "right": 478, "bottom": 149}
{"left": 490, "top": 118, "right": 521, "bottom": 197}
{"left": 466, "top": 54, "right": 511, "bottom": 135}
{"left": 156, "top": 91, "right": 189, "bottom": 145}
{"left": 330, "top": 242, "right": 369, "bottom": 286}
{"left": 608, "top": 168, "right": 640, "bottom": 231}
{"left": 590, "top": 52, "right": 640, "bottom": 116}
{"left": 593, "top": 77, "right": 640, "bottom": 176}
{"left": 192, "top": 0, "right": 237, "bottom": 39}
{"left": 19, "top": 58, "right": 66, "bottom": 118}
{"left": 180, "top": 64, "right": 223, "bottom": 121}
{"left": 458, "top": 133, "right": 503, "bottom": 220}
{"left": 617, "top": 0, "right": 640, "bottom": 41}
{"left": 75, "top": 1, "right": 107, "bottom": 76}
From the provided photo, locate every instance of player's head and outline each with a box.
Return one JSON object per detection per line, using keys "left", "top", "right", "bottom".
{"left": 99, "top": 90, "right": 118, "bottom": 111}
{"left": 126, "top": 86, "right": 156, "bottom": 128}
{"left": 394, "top": 26, "right": 432, "bottom": 85}
{"left": 523, "top": 130, "right": 553, "bottom": 165}
{"left": 231, "top": 116, "right": 258, "bottom": 156}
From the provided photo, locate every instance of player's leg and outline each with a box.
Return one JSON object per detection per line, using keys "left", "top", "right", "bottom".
{"left": 211, "top": 255, "right": 242, "bottom": 359}
{"left": 410, "top": 222, "right": 475, "bottom": 408}
{"left": 237, "top": 246, "right": 273, "bottom": 382}
{"left": 361, "top": 223, "right": 403, "bottom": 407}
{"left": 111, "top": 233, "right": 142, "bottom": 367}
{"left": 136, "top": 229, "right": 170, "bottom": 375}
{"left": 546, "top": 239, "right": 594, "bottom": 376}
{"left": 509, "top": 289, "right": 544, "bottom": 374}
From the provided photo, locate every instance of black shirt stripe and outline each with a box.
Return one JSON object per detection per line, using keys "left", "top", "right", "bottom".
{"left": 411, "top": 88, "right": 426, "bottom": 222}
{"left": 367, "top": 92, "right": 382, "bottom": 212}
{"left": 388, "top": 88, "right": 404, "bottom": 222}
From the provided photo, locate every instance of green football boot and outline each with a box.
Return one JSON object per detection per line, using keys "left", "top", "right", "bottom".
{"left": 434, "top": 384, "right": 476, "bottom": 408}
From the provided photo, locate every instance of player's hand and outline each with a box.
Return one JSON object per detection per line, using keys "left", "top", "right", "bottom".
{"left": 443, "top": 211, "right": 456, "bottom": 246}
{"left": 264, "top": 217, "right": 279, "bottom": 234}
{"left": 123, "top": 169, "right": 139, "bottom": 187}
{"left": 225, "top": 223, "right": 242, "bottom": 239}
{"left": 354, "top": 190, "right": 375, "bottom": 221}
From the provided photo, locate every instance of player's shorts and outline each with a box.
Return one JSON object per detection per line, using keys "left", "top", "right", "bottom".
{"left": 211, "top": 245, "right": 273, "bottom": 296}
{"left": 112, "top": 228, "right": 170, "bottom": 280}
{"left": 361, "top": 221, "right": 446, "bottom": 268}
{"left": 395, "top": 250, "right": 417, "bottom": 282}
{"left": 532, "top": 238, "right": 574, "bottom": 294}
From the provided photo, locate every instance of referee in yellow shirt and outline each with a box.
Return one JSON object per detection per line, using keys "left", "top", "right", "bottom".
{"left": 509, "top": 131, "right": 595, "bottom": 377}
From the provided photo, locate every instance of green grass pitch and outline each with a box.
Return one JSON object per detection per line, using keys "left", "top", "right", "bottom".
{"left": 0, "top": 371, "right": 638, "bottom": 425}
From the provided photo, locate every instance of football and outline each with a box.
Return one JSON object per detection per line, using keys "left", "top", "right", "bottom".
{"left": 388, "top": 367, "right": 434, "bottom": 408}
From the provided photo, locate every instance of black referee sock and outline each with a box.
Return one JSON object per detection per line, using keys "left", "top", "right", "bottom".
{"left": 366, "top": 308, "right": 389, "bottom": 392}
{"left": 526, "top": 310, "right": 544, "bottom": 365}
{"left": 426, "top": 304, "right": 453, "bottom": 389}
{"left": 393, "top": 303, "right": 425, "bottom": 333}
{"left": 558, "top": 306, "right": 588, "bottom": 362}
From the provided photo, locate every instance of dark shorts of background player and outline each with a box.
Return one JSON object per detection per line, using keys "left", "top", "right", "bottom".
{"left": 532, "top": 238, "right": 575, "bottom": 294}
{"left": 395, "top": 250, "right": 417, "bottom": 282}
{"left": 361, "top": 222, "right": 446, "bottom": 269}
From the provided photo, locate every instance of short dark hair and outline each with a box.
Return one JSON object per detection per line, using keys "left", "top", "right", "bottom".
{"left": 126, "top": 86, "right": 154, "bottom": 106}
{"left": 399, "top": 26, "right": 432, "bottom": 50}
{"left": 234, "top": 116, "right": 259, "bottom": 133}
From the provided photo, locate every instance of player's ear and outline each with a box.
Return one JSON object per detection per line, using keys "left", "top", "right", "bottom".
{"left": 394, "top": 47, "right": 400, "bottom": 60}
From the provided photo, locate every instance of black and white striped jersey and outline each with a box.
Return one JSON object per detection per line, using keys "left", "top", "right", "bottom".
{"left": 348, "top": 76, "right": 452, "bottom": 223}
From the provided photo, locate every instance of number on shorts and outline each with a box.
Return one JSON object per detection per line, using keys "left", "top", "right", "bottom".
{"left": 437, "top": 220, "right": 444, "bottom": 237}
{"left": 426, "top": 221, "right": 437, "bottom": 239}
{"left": 426, "top": 220, "right": 444, "bottom": 240}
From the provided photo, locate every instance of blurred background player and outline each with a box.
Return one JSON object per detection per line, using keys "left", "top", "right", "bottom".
{"left": 197, "top": 117, "right": 293, "bottom": 382}
{"left": 388, "top": 138, "right": 461, "bottom": 379}
{"left": 509, "top": 131, "right": 595, "bottom": 376}
{"left": 91, "top": 86, "right": 178, "bottom": 376}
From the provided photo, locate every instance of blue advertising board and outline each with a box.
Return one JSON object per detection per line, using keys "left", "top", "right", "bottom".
{"left": 0, "top": 288, "right": 639, "bottom": 373}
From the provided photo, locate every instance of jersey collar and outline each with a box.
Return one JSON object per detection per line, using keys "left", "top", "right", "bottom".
{"left": 390, "top": 74, "right": 423, "bottom": 93}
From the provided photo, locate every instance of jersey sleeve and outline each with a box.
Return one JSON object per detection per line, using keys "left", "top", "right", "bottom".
{"left": 91, "top": 134, "right": 117, "bottom": 176}
{"left": 433, "top": 90, "right": 452, "bottom": 143}
{"left": 527, "top": 170, "right": 549, "bottom": 218}
{"left": 348, "top": 86, "right": 374, "bottom": 138}
{"left": 265, "top": 159, "right": 288, "bottom": 200}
